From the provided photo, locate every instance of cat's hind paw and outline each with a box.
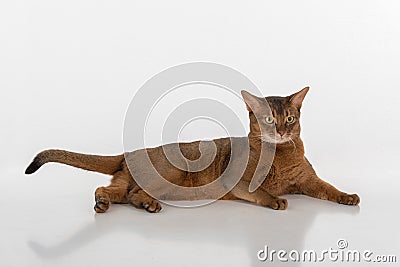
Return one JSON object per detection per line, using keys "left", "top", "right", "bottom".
{"left": 268, "top": 198, "right": 288, "bottom": 210}
{"left": 142, "top": 200, "right": 162, "bottom": 213}
{"left": 94, "top": 196, "right": 110, "bottom": 213}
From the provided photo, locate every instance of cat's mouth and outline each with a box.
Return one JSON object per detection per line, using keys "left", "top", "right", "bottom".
{"left": 261, "top": 134, "right": 292, "bottom": 144}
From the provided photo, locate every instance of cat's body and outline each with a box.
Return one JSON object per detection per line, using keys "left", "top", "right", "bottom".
{"left": 25, "top": 87, "right": 360, "bottom": 213}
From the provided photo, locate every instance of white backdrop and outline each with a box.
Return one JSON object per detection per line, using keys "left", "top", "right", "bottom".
{"left": 1, "top": 1, "right": 399, "bottom": 266}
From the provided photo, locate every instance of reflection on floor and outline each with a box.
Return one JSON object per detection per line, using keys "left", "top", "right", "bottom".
{"left": 28, "top": 197, "right": 361, "bottom": 266}
{"left": 1, "top": 168, "right": 398, "bottom": 267}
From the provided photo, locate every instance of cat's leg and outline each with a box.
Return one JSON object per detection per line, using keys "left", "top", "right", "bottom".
{"left": 94, "top": 171, "right": 130, "bottom": 213}
{"left": 298, "top": 176, "right": 360, "bottom": 205}
{"left": 127, "top": 186, "right": 162, "bottom": 213}
{"left": 230, "top": 180, "right": 288, "bottom": 210}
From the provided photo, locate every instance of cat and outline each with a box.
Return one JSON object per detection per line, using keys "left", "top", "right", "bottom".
{"left": 25, "top": 87, "right": 360, "bottom": 213}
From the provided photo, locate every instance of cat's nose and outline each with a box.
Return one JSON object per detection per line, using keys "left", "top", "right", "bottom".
{"left": 277, "top": 130, "right": 285, "bottom": 137}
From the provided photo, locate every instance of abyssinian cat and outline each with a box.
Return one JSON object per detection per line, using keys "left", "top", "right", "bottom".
{"left": 25, "top": 87, "right": 360, "bottom": 213}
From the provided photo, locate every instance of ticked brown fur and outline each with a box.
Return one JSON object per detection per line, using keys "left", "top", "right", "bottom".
{"left": 25, "top": 87, "right": 360, "bottom": 213}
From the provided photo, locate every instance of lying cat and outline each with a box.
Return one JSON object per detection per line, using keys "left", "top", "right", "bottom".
{"left": 25, "top": 87, "right": 360, "bottom": 213}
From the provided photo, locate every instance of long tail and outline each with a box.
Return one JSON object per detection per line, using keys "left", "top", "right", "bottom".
{"left": 25, "top": 149, "right": 124, "bottom": 175}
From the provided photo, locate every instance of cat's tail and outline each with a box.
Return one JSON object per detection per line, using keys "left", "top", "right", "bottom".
{"left": 25, "top": 149, "right": 124, "bottom": 175}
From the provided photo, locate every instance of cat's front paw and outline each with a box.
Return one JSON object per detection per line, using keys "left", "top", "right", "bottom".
{"left": 268, "top": 198, "right": 288, "bottom": 210}
{"left": 338, "top": 194, "right": 360, "bottom": 205}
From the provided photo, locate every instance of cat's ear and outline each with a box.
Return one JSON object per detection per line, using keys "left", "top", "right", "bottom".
{"left": 288, "top": 86, "right": 309, "bottom": 110}
{"left": 241, "top": 90, "right": 262, "bottom": 112}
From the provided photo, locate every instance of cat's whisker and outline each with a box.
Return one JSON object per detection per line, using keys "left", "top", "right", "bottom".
{"left": 288, "top": 137, "right": 297, "bottom": 152}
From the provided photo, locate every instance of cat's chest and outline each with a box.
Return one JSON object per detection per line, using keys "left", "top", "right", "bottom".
{"left": 261, "top": 157, "right": 305, "bottom": 195}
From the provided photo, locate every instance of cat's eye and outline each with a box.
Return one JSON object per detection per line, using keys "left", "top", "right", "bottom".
{"left": 265, "top": 116, "right": 274, "bottom": 124}
{"left": 286, "top": 116, "right": 295, "bottom": 124}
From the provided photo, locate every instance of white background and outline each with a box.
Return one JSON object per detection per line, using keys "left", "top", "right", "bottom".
{"left": 1, "top": 1, "right": 399, "bottom": 266}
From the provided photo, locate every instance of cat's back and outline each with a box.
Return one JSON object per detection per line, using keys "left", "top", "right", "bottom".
{"left": 125, "top": 137, "right": 245, "bottom": 173}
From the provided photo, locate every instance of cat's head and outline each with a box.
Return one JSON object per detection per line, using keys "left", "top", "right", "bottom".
{"left": 241, "top": 87, "right": 309, "bottom": 144}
